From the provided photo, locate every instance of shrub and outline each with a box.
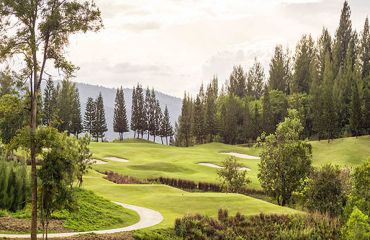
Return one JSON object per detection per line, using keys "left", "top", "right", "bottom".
{"left": 342, "top": 207, "right": 370, "bottom": 240}
{"left": 0, "top": 160, "right": 29, "bottom": 212}
{"left": 175, "top": 210, "right": 341, "bottom": 240}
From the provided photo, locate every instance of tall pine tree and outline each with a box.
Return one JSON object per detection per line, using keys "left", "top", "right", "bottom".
{"left": 83, "top": 97, "right": 96, "bottom": 135}
{"left": 92, "top": 93, "right": 107, "bottom": 142}
{"left": 42, "top": 77, "right": 57, "bottom": 126}
{"left": 247, "top": 58, "right": 265, "bottom": 99}
{"left": 228, "top": 65, "right": 247, "bottom": 98}
{"left": 269, "top": 45, "right": 291, "bottom": 94}
{"left": 113, "top": 87, "right": 129, "bottom": 140}
{"left": 70, "top": 88, "right": 83, "bottom": 137}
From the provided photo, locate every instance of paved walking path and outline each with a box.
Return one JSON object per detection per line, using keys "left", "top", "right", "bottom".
{"left": 221, "top": 152, "right": 260, "bottom": 160}
{"left": 0, "top": 202, "right": 163, "bottom": 239}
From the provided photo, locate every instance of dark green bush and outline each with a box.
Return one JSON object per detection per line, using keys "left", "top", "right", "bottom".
{"left": 0, "top": 160, "right": 30, "bottom": 212}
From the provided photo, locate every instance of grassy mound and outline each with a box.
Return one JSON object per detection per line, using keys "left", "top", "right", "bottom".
{"left": 2, "top": 188, "right": 139, "bottom": 232}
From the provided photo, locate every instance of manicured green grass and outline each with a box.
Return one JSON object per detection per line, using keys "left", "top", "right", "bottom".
{"left": 83, "top": 171, "right": 300, "bottom": 228}
{"left": 310, "top": 136, "right": 370, "bottom": 167}
{"left": 91, "top": 141, "right": 262, "bottom": 188}
{"left": 91, "top": 136, "right": 370, "bottom": 190}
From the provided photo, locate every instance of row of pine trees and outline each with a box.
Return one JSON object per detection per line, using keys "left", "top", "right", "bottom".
{"left": 42, "top": 79, "right": 173, "bottom": 143}
{"left": 175, "top": 1, "right": 370, "bottom": 146}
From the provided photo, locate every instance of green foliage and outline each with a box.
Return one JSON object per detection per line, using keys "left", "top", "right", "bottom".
{"left": 247, "top": 59, "right": 265, "bottom": 99}
{"left": 175, "top": 93, "right": 194, "bottom": 147}
{"left": 76, "top": 134, "right": 93, "bottom": 187}
{"left": 83, "top": 97, "right": 96, "bottom": 135}
{"left": 217, "top": 157, "right": 250, "bottom": 193}
{"left": 0, "top": 94, "right": 25, "bottom": 144}
{"left": 258, "top": 109, "right": 312, "bottom": 205}
{"left": 342, "top": 207, "right": 370, "bottom": 240}
{"left": 268, "top": 45, "right": 291, "bottom": 94}
{"left": 0, "top": 160, "right": 29, "bottom": 212}
{"left": 304, "top": 164, "right": 348, "bottom": 216}
{"left": 228, "top": 65, "right": 246, "bottom": 98}
{"left": 344, "top": 158, "right": 370, "bottom": 219}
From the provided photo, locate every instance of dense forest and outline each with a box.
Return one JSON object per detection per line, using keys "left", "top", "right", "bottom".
{"left": 175, "top": 1, "right": 370, "bottom": 146}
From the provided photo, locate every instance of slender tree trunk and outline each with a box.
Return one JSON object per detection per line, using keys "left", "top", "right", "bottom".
{"left": 166, "top": 136, "right": 168, "bottom": 145}
{"left": 161, "top": 137, "right": 163, "bottom": 144}
{"left": 134, "top": 131, "right": 136, "bottom": 139}
{"left": 147, "top": 132, "right": 150, "bottom": 140}
{"left": 153, "top": 135, "right": 156, "bottom": 142}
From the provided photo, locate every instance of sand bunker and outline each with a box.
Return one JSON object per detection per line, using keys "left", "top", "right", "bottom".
{"left": 221, "top": 152, "right": 260, "bottom": 160}
{"left": 198, "top": 163, "right": 250, "bottom": 171}
{"left": 92, "top": 159, "right": 107, "bottom": 165}
{"left": 104, "top": 157, "right": 129, "bottom": 163}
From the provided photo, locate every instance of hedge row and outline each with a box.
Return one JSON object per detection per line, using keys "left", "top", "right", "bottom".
{"left": 175, "top": 209, "right": 341, "bottom": 240}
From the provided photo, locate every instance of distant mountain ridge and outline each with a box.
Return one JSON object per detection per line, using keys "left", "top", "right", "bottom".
{"left": 41, "top": 81, "right": 182, "bottom": 141}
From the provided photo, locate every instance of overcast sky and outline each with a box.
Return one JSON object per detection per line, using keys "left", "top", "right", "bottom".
{"left": 67, "top": 0, "right": 370, "bottom": 97}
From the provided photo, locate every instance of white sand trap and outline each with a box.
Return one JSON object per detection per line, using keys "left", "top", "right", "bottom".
{"left": 221, "top": 152, "right": 260, "bottom": 160}
{"left": 104, "top": 157, "right": 129, "bottom": 163}
{"left": 92, "top": 159, "right": 107, "bottom": 165}
{"left": 198, "top": 163, "right": 251, "bottom": 171}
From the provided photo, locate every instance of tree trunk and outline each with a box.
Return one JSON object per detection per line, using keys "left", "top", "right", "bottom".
{"left": 30, "top": 78, "right": 38, "bottom": 240}
{"left": 166, "top": 137, "right": 168, "bottom": 145}
{"left": 153, "top": 135, "right": 156, "bottom": 142}
{"left": 161, "top": 137, "right": 163, "bottom": 144}
{"left": 147, "top": 132, "right": 150, "bottom": 140}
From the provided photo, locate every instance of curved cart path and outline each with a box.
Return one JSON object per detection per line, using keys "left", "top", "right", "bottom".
{"left": 221, "top": 152, "right": 260, "bottom": 160}
{"left": 0, "top": 202, "right": 163, "bottom": 239}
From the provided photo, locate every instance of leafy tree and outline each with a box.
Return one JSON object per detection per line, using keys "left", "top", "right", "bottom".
{"left": 83, "top": 97, "right": 96, "bottom": 135}
{"left": 258, "top": 109, "right": 312, "bottom": 206}
{"left": 342, "top": 207, "right": 370, "bottom": 240}
{"left": 134, "top": 84, "right": 145, "bottom": 138}
{"left": 304, "top": 164, "right": 347, "bottom": 216}
{"left": 144, "top": 87, "right": 151, "bottom": 139}
{"left": 76, "top": 134, "right": 93, "bottom": 187}
{"left": 251, "top": 102, "right": 261, "bottom": 140}
{"left": 70, "top": 88, "right": 83, "bottom": 137}
{"left": 113, "top": 87, "right": 129, "bottom": 140}
{"left": 247, "top": 59, "right": 265, "bottom": 99}
{"left": 344, "top": 158, "right": 370, "bottom": 219}
{"left": 56, "top": 79, "right": 75, "bottom": 132}
{"left": 288, "top": 93, "right": 313, "bottom": 139}
{"left": 92, "top": 93, "right": 107, "bottom": 142}
{"left": 148, "top": 89, "right": 157, "bottom": 140}
{"left": 228, "top": 65, "right": 247, "bottom": 98}
{"left": 0, "top": 95, "right": 24, "bottom": 145}
{"left": 269, "top": 45, "right": 291, "bottom": 94}
{"left": 360, "top": 17, "right": 370, "bottom": 80}
{"left": 218, "top": 157, "right": 250, "bottom": 193}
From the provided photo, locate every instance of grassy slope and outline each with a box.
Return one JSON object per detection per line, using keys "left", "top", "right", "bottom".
{"left": 3, "top": 188, "right": 139, "bottom": 233}
{"left": 83, "top": 171, "right": 300, "bottom": 228}
{"left": 91, "top": 136, "right": 370, "bottom": 190}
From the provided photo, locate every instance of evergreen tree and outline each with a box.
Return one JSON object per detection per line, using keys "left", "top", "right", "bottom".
{"left": 269, "top": 45, "right": 291, "bottom": 94}
{"left": 92, "top": 93, "right": 107, "bottom": 142}
{"left": 144, "top": 87, "right": 151, "bottom": 139}
{"left": 292, "top": 34, "right": 315, "bottom": 93}
{"left": 333, "top": 1, "right": 353, "bottom": 73}
{"left": 148, "top": 89, "right": 157, "bottom": 140}
{"left": 252, "top": 102, "right": 261, "bottom": 141}
{"left": 42, "top": 77, "right": 57, "bottom": 126}
{"left": 360, "top": 17, "right": 370, "bottom": 80}
{"left": 350, "top": 79, "right": 361, "bottom": 136}
{"left": 161, "top": 105, "right": 173, "bottom": 145}
{"left": 205, "top": 77, "right": 218, "bottom": 142}
{"left": 322, "top": 53, "right": 337, "bottom": 141}
{"left": 177, "top": 93, "right": 194, "bottom": 147}
{"left": 317, "top": 28, "right": 333, "bottom": 82}
{"left": 135, "top": 84, "right": 145, "bottom": 138}
{"left": 193, "top": 94, "right": 206, "bottom": 144}
{"left": 153, "top": 100, "right": 163, "bottom": 142}
{"left": 56, "top": 79, "right": 75, "bottom": 132}
{"left": 70, "top": 88, "right": 83, "bottom": 137}
{"left": 113, "top": 87, "right": 129, "bottom": 140}
{"left": 262, "top": 85, "right": 273, "bottom": 134}
{"left": 130, "top": 86, "right": 138, "bottom": 137}
{"left": 83, "top": 97, "right": 96, "bottom": 135}
{"left": 228, "top": 65, "right": 247, "bottom": 98}
{"left": 247, "top": 58, "right": 265, "bottom": 99}
{"left": 310, "top": 56, "right": 325, "bottom": 140}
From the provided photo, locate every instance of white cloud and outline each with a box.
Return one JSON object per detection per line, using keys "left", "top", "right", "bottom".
{"left": 68, "top": 0, "right": 370, "bottom": 97}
